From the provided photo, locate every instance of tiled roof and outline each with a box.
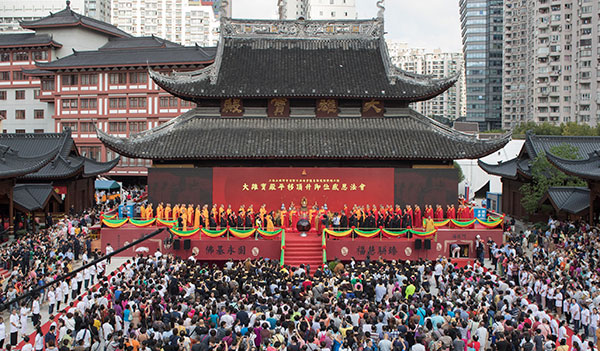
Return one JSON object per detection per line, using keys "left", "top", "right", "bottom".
{"left": 98, "top": 108, "right": 510, "bottom": 161}
{"left": 0, "top": 145, "right": 59, "bottom": 180}
{"left": 0, "top": 131, "right": 117, "bottom": 179}
{"left": 545, "top": 187, "right": 590, "bottom": 215}
{"left": 99, "top": 36, "right": 182, "bottom": 50}
{"left": 149, "top": 18, "right": 459, "bottom": 102}
{"left": 478, "top": 158, "right": 531, "bottom": 179}
{"left": 13, "top": 184, "right": 61, "bottom": 212}
{"left": 524, "top": 132, "right": 600, "bottom": 159}
{"left": 0, "top": 33, "right": 62, "bottom": 48}
{"left": 546, "top": 151, "right": 600, "bottom": 181}
{"left": 20, "top": 7, "right": 131, "bottom": 38}
{"left": 37, "top": 46, "right": 216, "bottom": 69}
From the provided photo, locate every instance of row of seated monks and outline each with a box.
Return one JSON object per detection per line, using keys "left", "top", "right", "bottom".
{"left": 137, "top": 202, "right": 477, "bottom": 231}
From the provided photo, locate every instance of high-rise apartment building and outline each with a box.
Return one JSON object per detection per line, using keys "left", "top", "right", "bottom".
{"left": 281, "top": 0, "right": 356, "bottom": 20}
{"left": 503, "top": 0, "right": 600, "bottom": 128}
{"left": 111, "top": 0, "right": 219, "bottom": 46}
{"left": 0, "top": 0, "right": 111, "bottom": 32}
{"left": 460, "top": 0, "right": 504, "bottom": 131}
{"left": 388, "top": 41, "right": 466, "bottom": 121}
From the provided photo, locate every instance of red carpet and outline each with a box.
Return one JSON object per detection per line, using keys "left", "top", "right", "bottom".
{"left": 283, "top": 231, "right": 323, "bottom": 271}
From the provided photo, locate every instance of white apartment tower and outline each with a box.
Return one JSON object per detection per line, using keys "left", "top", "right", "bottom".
{"left": 111, "top": 0, "right": 219, "bottom": 46}
{"left": 281, "top": 0, "right": 357, "bottom": 20}
{"left": 0, "top": 0, "right": 111, "bottom": 32}
{"left": 503, "top": 0, "right": 600, "bottom": 128}
{"left": 389, "top": 41, "right": 466, "bottom": 121}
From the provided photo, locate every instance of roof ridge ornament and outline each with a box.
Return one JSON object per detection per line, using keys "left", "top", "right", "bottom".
{"left": 277, "top": 0, "right": 287, "bottom": 20}
{"left": 376, "top": 0, "right": 385, "bottom": 20}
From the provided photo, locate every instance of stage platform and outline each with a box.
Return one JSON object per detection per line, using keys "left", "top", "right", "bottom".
{"left": 100, "top": 224, "right": 502, "bottom": 264}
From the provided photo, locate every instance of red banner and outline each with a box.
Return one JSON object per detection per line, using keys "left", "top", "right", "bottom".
{"left": 213, "top": 167, "right": 394, "bottom": 210}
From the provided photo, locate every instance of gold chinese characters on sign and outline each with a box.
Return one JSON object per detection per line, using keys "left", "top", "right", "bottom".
{"left": 316, "top": 99, "right": 338, "bottom": 117}
{"left": 361, "top": 99, "right": 384, "bottom": 117}
{"left": 221, "top": 98, "right": 243, "bottom": 116}
{"left": 241, "top": 177, "right": 367, "bottom": 192}
{"left": 268, "top": 98, "right": 290, "bottom": 117}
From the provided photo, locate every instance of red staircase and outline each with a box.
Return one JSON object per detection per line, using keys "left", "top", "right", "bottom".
{"left": 283, "top": 231, "right": 323, "bottom": 271}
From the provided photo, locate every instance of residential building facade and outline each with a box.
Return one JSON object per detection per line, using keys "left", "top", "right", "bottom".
{"left": 281, "top": 0, "right": 356, "bottom": 20}
{"left": 502, "top": 0, "right": 600, "bottom": 128}
{"left": 110, "top": 0, "right": 219, "bottom": 46}
{"left": 388, "top": 41, "right": 466, "bottom": 121}
{"left": 0, "top": 4, "right": 216, "bottom": 179}
{"left": 460, "top": 0, "right": 504, "bottom": 131}
{"left": 0, "top": 0, "right": 111, "bottom": 33}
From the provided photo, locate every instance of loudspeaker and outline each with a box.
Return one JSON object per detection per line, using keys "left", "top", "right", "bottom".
{"left": 183, "top": 239, "right": 191, "bottom": 250}
{"left": 173, "top": 239, "right": 181, "bottom": 250}
{"left": 424, "top": 239, "right": 431, "bottom": 250}
{"left": 415, "top": 238, "right": 422, "bottom": 250}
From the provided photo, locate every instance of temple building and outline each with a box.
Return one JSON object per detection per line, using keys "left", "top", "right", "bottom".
{"left": 479, "top": 132, "right": 600, "bottom": 220}
{"left": 99, "top": 9, "right": 510, "bottom": 210}
{"left": 0, "top": 130, "right": 118, "bottom": 232}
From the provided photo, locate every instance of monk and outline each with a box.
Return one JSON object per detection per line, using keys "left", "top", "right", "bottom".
{"left": 194, "top": 205, "right": 202, "bottom": 228}
{"left": 156, "top": 203, "right": 164, "bottom": 220}
{"left": 140, "top": 204, "right": 146, "bottom": 219}
{"left": 164, "top": 203, "right": 172, "bottom": 221}
{"left": 405, "top": 205, "right": 413, "bottom": 226}
{"left": 280, "top": 204, "right": 287, "bottom": 229}
{"left": 172, "top": 204, "right": 180, "bottom": 222}
{"left": 146, "top": 204, "right": 153, "bottom": 219}
{"left": 448, "top": 204, "right": 456, "bottom": 219}
{"left": 266, "top": 213, "right": 275, "bottom": 232}
{"left": 413, "top": 205, "right": 422, "bottom": 229}
{"left": 424, "top": 216, "right": 435, "bottom": 232}
{"left": 181, "top": 210, "right": 188, "bottom": 231}
{"left": 457, "top": 205, "right": 465, "bottom": 220}
{"left": 187, "top": 204, "right": 194, "bottom": 227}
{"left": 434, "top": 205, "right": 443, "bottom": 221}
{"left": 309, "top": 205, "right": 318, "bottom": 229}
{"left": 211, "top": 204, "right": 218, "bottom": 227}
{"left": 289, "top": 203, "right": 296, "bottom": 229}
{"left": 259, "top": 204, "right": 267, "bottom": 226}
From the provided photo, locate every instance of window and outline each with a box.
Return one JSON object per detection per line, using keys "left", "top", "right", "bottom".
{"left": 79, "top": 146, "right": 101, "bottom": 160}
{"left": 41, "top": 79, "right": 55, "bottom": 91}
{"left": 129, "top": 121, "right": 147, "bottom": 133}
{"left": 0, "top": 53, "right": 9, "bottom": 62}
{"left": 15, "top": 90, "right": 25, "bottom": 100}
{"left": 0, "top": 72, "right": 10, "bottom": 81}
{"left": 15, "top": 129, "right": 26, "bottom": 134}
{"left": 109, "top": 72, "right": 127, "bottom": 84}
{"left": 61, "top": 99, "right": 78, "bottom": 110}
{"left": 0, "top": 111, "right": 6, "bottom": 120}
{"left": 80, "top": 98, "right": 97, "bottom": 109}
{"left": 33, "top": 89, "right": 40, "bottom": 99}
{"left": 34, "top": 110, "right": 44, "bottom": 119}
{"left": 62, "top": 74, "right": 78, "bottom": 86}
{"left": 159, "top": 96, "right": 178, "bottom": 107}
{"left": 129, "top": 97, "right": 147, "bottom": 108}
{"left": 15, "top": 110, "right": 25, "bottom": 119}
{"left": 80, "top": 74, "right": 98, "bottom": 86}
{"left": 62, "top": 122, "right": 78, "bottom": 132}
{"left": 129, "top": 72, "right": 147, "bottom": 84}
{"left": 0, "top": 91, "right": 5, "bottom": 100}
{"left": 32, "top": 50, "right": 48, "bottom": 61}
{"left": 80, "top": 122, "right": 96, "bottom": 132}
{"left": 12, "top": 51, "right": 28, "bottom": 61}
{"left": 108, "top": 121, "right": 127, "bottom": 132}
{"left": 34, "top": 129, "right": 44, "bottom": 134}
{"left": 12, "top": 71, "right": 24, "bottom": 81}
{"left": 109, "top": 98, "right": 127, "bottom": 108}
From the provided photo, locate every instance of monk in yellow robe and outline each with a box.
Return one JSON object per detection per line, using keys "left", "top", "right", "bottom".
{"left": 187, "top": 204, "right": 194, "bottom": 227}
{"left": 266, "top": 213, "right": 275, "bottom": 232}
{"left": 211, "top": 204, "right": 218, "bottom": 226}
{"left": 146, "top": 204, "right": 153, "bottom": 219}
{"left": 164, "top": 204, "right": 172, "bottom": 221}
{"left": 140, "top": 204, "right": 146, "bottom": 219}
{"left": 156, "top": 203, "right": 164, "bottom": 220}
{"left": 280, "top": 205, "right": 287, "bottom": 229}
{"left": 181, "top": 211, "right": 188, "bottom": 231}
{"left": 194, "top": 205, "right": 202, "bottom": 228}
{"left": 172, "top": 205, "right": 180, "bottom": 221}
{"left": 202, "top": 205, "right": 209, "bottom": 228}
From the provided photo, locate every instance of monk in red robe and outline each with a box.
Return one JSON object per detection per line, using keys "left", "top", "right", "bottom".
{"left": 413, "top": 205, "right": 422, "bottom": 229}
{"left": 434, "top": 205, "right": 444, "bottom": 221}
{"left": 425, "top": 205, "right": 434, "bottom": 219}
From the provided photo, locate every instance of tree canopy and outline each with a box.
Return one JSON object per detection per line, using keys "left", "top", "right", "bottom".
{"left": 513, "top": 122, "right": 600, "bottom": 137}
{"left": 519, "top": 143, "right": 586, "bottom": 215}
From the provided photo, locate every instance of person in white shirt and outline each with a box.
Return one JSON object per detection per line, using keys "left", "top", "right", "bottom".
{"left": 582, "top": 305, "right": 591, "bottom": 339}
{"left": 106, "top": 243, "right": 114, "bottom": 264}
{"left": 9, "top": 309, "right": 19, "bottom": 346}
{"left": 21, "top": 335, "right": 33, "bottom": 351}
{"left": 32, "top": 295, "right": 41, "bottom": 326}
{"left": 20, "top": 303, "right": 30, "bottom": 336}
{"left": 34, "top": 326, "right": 44, "bottom": 351}
{"left": 48, "top": 287, "right": 56, "bottom": 315}
{"left": 0, "top": 316, "right": 6, "bottom": 349}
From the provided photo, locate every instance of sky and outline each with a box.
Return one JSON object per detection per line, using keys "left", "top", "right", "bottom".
{"left": 231, "top": 0, "right": 463, "bottom": 52}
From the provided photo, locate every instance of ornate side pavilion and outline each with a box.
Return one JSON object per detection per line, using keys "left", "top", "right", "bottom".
{"left": 99, "top": 10, "right": 509, "bottom": 209}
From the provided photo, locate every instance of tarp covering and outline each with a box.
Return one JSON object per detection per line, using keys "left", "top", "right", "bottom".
{"left": 95, "top": 179, "right": 120, "bottom": 190}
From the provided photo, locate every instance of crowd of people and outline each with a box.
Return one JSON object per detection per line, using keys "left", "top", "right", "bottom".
{"left": 3, "top": 213, "right": 596, "bottom": 351}
{"left": 137, "top": 202, "right": 479, "bottom": 231}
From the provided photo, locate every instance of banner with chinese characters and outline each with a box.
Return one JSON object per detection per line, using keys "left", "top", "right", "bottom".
{"left": 212, "top": 167, "right": 394, "bottom": 210}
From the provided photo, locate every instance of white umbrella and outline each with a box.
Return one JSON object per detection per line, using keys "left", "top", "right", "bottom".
{"left": 135, "top": 247, "right": 149, "bottom": 253}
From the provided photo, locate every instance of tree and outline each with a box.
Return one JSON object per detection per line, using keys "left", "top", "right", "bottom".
{"left": 513, "top": 122, "right": 562, "bottom": 136}
{"left": 562, "top": 122, "right": 597, "bottom": 136}
{"left": 454, "top": 161, "right": 465, "bottom": 183}
{"left": 519, "top": 143, "right": 586, "bottom": 214}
